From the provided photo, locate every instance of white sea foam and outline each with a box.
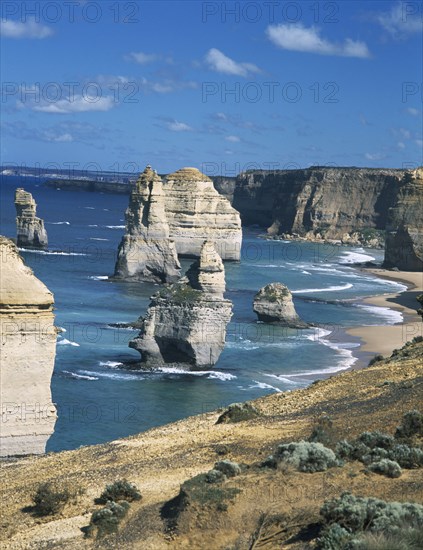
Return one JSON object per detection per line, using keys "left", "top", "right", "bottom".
{"left": 88, "top": 224, "right": 98, "bottom": 227}
{"left": 249, "top": 380, "right": 282, "bottom": 392}
{"left": 48, "top": 221, "right": 70, "bottom": 225}
{"left": 105, "top": 225, "right": 125, "bottom": 229}
{"left": 90, "top": 238, "right": 109, "bottom": 241}
{"left": 57, "top": 338, "right": 80, "bottom": 347}
{"left": 292, "top": 283, "right": 353, "bottom": 294}
{"left": 84, "top": 206, "right": 95, "bottom": 209}
{"left": 99, "top": 361, "right": 123, "bottom": 368}
{"left": 19, "top": 248, "right": 87, "bottom": 256}
{"left": 339, "top": 251, "right": 375, "bottom": 264}
{"left": 301, "top": 270, "right": 311, "bottom": 275}
{"left": 89, "top": 275, "right": 109, "bottom": 280}
{"left": 354, "top": 304, "right": 403, "bottom": 324}
{"left": 263, "top": 374, "right": 299, "bottom": 385}
{"left": 156, "top": 366, "right": 236, "bottom": 380}
{"left": 79, "top": 369, "right": 143, "bottom": 381}
{"left": 63, "top": 370, "right": 98, "bottom": 381}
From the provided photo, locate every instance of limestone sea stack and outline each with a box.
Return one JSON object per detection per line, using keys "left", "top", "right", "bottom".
{"left": 164, "top": 168, "right": 242, "bottom": 260}
{"left": 0, "top": 236, "right": 57, "bottom": 456}
{"left": 130, "top": 241, "right": 233, "bottom": 368}
{"left": 253, "top": 283, "right": 308, "bottom": 328}
{"left": 15, "top": 188, "right": 48, "bottom": 249}
{"left": 114, "top": 165, "right": 181, "bottom": 283}
{"left": 384, "top": 167, "right": 423, "bottom": 271}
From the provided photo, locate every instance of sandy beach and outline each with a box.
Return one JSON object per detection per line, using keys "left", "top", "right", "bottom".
{"left": 347, "top": 269, "right": 422, "bottom": 358}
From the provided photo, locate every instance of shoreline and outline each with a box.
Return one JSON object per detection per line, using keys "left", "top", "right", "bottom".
{"left": 345, "top": 268, "right": 422, "bottom": 361}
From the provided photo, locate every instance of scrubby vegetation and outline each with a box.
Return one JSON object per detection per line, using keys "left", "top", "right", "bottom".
{"left": 264, "top": 441, "right": 341, "bottom": 473}
{"left": 308, "top": 415, "right": 339, "bottom": 448}
{"left": 86, "top": 500, "right": 130, "bottom": 538}
{"left": 317, "top": 492, "right": 423, "bottom": 549}
{"left": 216, "top": 402, "right": 260, "bottom": 424}
{"left": 32, "top": 482, "right": 75, "bottom": 516}
{"left": 368, "top": 354, "right": 384, "bottom": 367}
{"left": 395, "top": 409, "right": 423, "bottom": 439}
{"left": 158, "top": 283, "right": 202, "bottom": 304}
{"left": 97, "top": 479, "right": 141, "bottom": 504}
{"left": 368, "top": 459, "right": 402, "bottom": 478}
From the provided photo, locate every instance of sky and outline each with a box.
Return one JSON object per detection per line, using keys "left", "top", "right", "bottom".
{"left": 1, "top": 0, "right": 422, "bottom": 176}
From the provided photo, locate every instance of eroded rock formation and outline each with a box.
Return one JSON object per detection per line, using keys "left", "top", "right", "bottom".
{"left": 253, "top": 283, "right": 307, "bottom": 328}
{"left": 15, "top": 188, "right": 48, "bottom": 249}
{"left": 114, "top": 166, "right": 181, "bottom": 283}
{"left": 384, "top": 167, "right": 423, "bottom": 271}
{"left": 164, "top": 168, "right": 242, "bottom": 260}
{"left": 0, "top": 236, "right": 57, "bottom": 456}
{"left": 130, "top": 241, "right": 233, "bottom": 368}
{"left": 233, "top": 167, "right": 405, "bottom": 246}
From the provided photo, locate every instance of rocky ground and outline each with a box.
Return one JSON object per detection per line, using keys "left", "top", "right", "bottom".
{"left": 1, "top": 339, "right": 422, "bottom": 549}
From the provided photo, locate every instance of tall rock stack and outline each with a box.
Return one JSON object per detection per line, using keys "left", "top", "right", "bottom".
{"left": 130, "top": 241, "right": 233, "bottom": 368}
{"left": 0, "top": 236, "right": 57, "bottom": 456}
{"left": 15, "top": 188, "right": 48, "bottom": 249}
{"left": 164, "top": 168, "right": 242, "bottom": 260}
{"left": 384, "top": 167, "right": 423, "bottom": 271}
{"left": 114, "top": 165, "right": 181, "bottom": 283}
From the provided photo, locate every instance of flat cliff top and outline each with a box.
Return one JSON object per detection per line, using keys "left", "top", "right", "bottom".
{"left": 166, "top": 167, "right": 212, "bottom": 183}
{"left": 0, "top": 237, "right": 53, "bottom": 306}
{"left": 1, "top": 340, "right": 422, "bottom": 548}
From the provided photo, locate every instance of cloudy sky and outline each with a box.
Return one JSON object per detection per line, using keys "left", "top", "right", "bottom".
{"left": 1, "top": 0, "right": 422, "bottom": 175}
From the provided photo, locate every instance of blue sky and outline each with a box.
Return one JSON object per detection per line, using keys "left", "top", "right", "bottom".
{"left": 1, "top": 0, "right": 422, "bottom": 175}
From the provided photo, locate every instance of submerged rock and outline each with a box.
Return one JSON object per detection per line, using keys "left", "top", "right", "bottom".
{"left": 253, "top": 283, "right": 308, "bottom": 328}
{"left": 15, "top": 188, "right": 48, "bottom": 249}
{"left": 130, "top": 241, "right": 232, "bottom": 368}
{"left": 114, "top": 165, "right": 181, "bottom": 283}
{"left": 164, "top": 167, "right": 242, "bottom": 260}
{"left": 384, "top": 167, "right": 423, "bottom": 272}
{"left": 0, "top": 236, "right": 57, "bottom": 456}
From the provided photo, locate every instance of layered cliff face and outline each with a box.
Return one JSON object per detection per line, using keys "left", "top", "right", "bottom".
{"left": 253, "top": 283, "right": 308, "bottom": 328}
{"left": 233, "top": 168, "right": 404, "bottom": 244}
{"left": 130, "top": 241, "right": 233, "bottom": 368}
{"left": 384, "top": 168, "right": 423, "bottom": 271}
{"left": 114, "top": 166, "right": 181, "bottom": 283}
{"left": 0, "top": 236, "right": 57, "bottom": 456}
{"left": 164, "top": 168, "right": 242, "bottom": 260}
{"left": 15, "top": 188, "right": 48, "bottom": 249}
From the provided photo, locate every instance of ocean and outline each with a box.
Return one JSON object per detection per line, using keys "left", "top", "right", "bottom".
{"left": 0, "top": 175, "right": 406, "bottom": 452}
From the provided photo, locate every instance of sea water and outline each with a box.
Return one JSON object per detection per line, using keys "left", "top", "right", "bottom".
{"left": 0, "top": 175, "right": 406, "bottom": 451}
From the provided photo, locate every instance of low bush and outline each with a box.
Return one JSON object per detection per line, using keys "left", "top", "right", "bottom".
{"left": 86, "top": 500, "right": 130, "bottom": 538}
{"left": 214, "top": 460, "right": 241, "bottom": 478}
{"left": 32, "top": 482, "right": 72, "bottom": 516}
{"left": 368, "top": 354, "right": 384, "bottom": 367}
{"left": 308, "top": 415, "right": 338, "bottom": 448}
{"left": 98, "top": 479, "right": 141, "bottom": 504}
{"left": 368, "top": 459, "right": 402, "bottom": 478}
{"left": 216, "top": 402, "right": 260, "bottom": 424}
{"left": 274, "top": 441, "right": 340, "bottom": 473}
{"left": 395, "top": 410, "right": 423, "bottom": 439}
{"left": 205, "top": 469, "right": 226, "bottom": 484}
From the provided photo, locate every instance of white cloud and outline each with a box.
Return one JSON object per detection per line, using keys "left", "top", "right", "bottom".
{"left": 0, "top": 19, "right": 53, "bottom": 39}
{"left": 126, "top": 52, "right": 159, "bottom": 64}
{"left": 266, "top": 23, "right": 370, "bottom": 58}
{"left": 33, "top": 95, "right": 115, "bottom": 114}
{"left": 406, "top": 107, "right": 420, "bottom": 116}
{"left": 225, "top": 135, "right": 240, "bottom": 142}
{"left": 365, "top": 152, "right": 386, "bottom": 161}
{"left": 415, "top": 139, "right": 423, "bottom": 148}
{"left": 205, "top": 48, "right": 261, "bottom": 77}
{"left": 377, "top": 3, "right": 423, "bottom": 38}
{"left": 397, "top": 141, "right": 406, "bottom": 150}
{"left": 166, "top": 120, "right": 193, "bottom": 132}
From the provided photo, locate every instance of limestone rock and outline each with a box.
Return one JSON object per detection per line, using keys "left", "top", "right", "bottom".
{"left": 164, "top": 168, "right": 242, "bottom": 260}
{"left": 253, "top": 283, "right": 307, "bottom": 328}
{"left": 384, "top": 168, "right": 423, "bottom": 272}
{"left": 130, "top": 241, "right": 232, "bottom": 368}
{"left": 15, "top": 188, "right": 48, "bottom": 249}
{"left": 114, "top": 166, "right": 181, "bottom": 283}
{"left": 0, "top": 236, "right": 57, "bottom": 456}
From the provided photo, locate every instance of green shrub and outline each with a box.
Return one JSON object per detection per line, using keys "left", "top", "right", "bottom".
{"left": 395, "top": 410, "right": 423, "bottom": 439}
{"left": 32, "top": 482, "right": 71, "bottom": 516}
{"left": 180, "top": 473, "right": 240, "bottom": 508}
{"left": 275, "top": 441, "right": 340, "bottom": 473}
{"left": 205, "top": 469, "right": 226, "bottom": 484}
{"left": 214, "top": 460, "right": 241, "bottom": 478}
{"left": 308, "top": 415, "right": 338, "bottom": 448}
{"left": 350, "top": 528, "right": 423, "bottom": 550}
{"left": 98, "top": 479, "right": 141, "bottom": 504}
{"left": 317, "top": 523, "right": 353, "bottom": 550}
{"left": 368, "top": 354, "right": 384, "bottom": 367}
{"left": 216, "top": 402, "right": 260, "bottom": 424}
{"left": 87, "top": 500, "right": 130, "bottom": 538}
{"left": 368, "top": 459, "right": 402, "bottom": 478}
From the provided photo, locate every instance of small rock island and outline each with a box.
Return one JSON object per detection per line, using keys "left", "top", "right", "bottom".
{"left": 0, "top": 236, "right": 57, "bottom": 456}
{"left": 253, "top": 283, "right": 308, "bottom": 328}
{"left": 114, "top": 165, "right": 181, "bottom": 283}
{"left": 130, "top": 241, "right": 233, "bottom": 368}
{"left": 15, "top": 188, "right": 48, "bottom": 249}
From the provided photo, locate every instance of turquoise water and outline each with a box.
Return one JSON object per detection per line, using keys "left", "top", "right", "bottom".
{"left": 0, "top": 175, "right": 406, "bottom": 451}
